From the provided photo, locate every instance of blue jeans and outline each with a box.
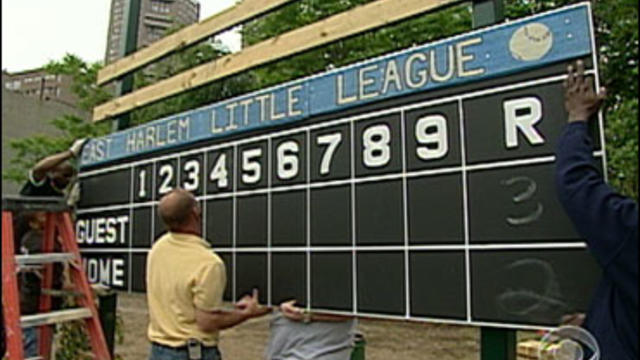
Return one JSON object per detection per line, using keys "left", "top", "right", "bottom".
{"left": 149, "top": 343, "right": 222, "bottom": 360}
{"left": 23, "top": 327, "right": 39, "bottom": 357}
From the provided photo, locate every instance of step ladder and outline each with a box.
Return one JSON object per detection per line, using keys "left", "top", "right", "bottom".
{"left": 2, "top": 196, "right": 111, "bottom": 360}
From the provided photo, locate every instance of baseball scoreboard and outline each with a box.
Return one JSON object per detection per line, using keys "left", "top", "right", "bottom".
{"left": 77, "top": 4, "right": 605, "bottom": 329}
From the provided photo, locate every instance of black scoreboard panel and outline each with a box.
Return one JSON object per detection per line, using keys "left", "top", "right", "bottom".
{"left": 78, "top": 59, "right": 606, "bottom": 329}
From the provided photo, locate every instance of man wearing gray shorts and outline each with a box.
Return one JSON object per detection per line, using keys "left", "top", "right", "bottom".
{"left": 265, "top": 300, "right": 357, "bottom": 360}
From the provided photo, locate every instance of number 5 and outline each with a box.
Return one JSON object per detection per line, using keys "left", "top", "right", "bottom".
{"left": 242, "top": 148, "right": 262, "bottom": 184}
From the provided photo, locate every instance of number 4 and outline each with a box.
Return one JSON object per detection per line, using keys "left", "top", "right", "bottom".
{"left": 210, "top": 153, "right": 229, "bottom": 189}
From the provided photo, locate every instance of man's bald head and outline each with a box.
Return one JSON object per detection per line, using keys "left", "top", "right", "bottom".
{"left": 158, "top": 188, "right": 199, "bottom": 231}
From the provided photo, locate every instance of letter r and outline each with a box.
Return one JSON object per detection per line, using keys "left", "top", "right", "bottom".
{"left": 503, "top": 97, "right": 545, "bottom": 149}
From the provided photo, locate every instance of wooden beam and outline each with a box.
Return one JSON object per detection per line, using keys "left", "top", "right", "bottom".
{"left": 93, "top": 0, "right": 459, "bottom": 122}
{"left": 97, "top": 0, "right": 298, "bottom": 85}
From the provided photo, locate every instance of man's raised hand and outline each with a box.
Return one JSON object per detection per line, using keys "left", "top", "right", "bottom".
{"left": 563, "top": 60, "right": 607, "bottom": 123}
{"left": 235, "top": 289, "right": 271, "bottom": 318}
{"left": 69, "top": 138, "right": 90, "bottom": 158}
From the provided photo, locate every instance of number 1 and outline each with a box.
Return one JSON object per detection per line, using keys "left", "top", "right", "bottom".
{"left": 138, "top": 170, "right": 147, "bottom": 198}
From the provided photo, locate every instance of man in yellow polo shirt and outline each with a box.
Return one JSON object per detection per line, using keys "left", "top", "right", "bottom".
{"left": 147, "top": 188, "right": 270, "bottom": 360}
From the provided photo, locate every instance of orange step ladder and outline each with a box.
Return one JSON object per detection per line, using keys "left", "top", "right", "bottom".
{"left": 2, "top": 196, "right": 111, "bottom": 360}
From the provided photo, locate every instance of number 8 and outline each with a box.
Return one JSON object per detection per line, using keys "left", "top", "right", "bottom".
{"left": 363, "top": 124, "right": 391, "bottom": 168}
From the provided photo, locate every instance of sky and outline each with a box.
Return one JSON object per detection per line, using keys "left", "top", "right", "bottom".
{"left": 1, "top": 0, "right": 240, "bottom": 73}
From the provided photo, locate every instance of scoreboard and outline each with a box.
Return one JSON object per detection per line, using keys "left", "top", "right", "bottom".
{"left": 77, "top": 4, "right": 605, "bottom": 329}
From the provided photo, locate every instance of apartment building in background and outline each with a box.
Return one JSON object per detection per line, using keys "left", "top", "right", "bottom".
{"left": 105, "top": 0, "right": 200, "bottom": 64}
{"left": 1, "top": 72, "right": 89, "bottom": 195}
{"left": 3, "top": 69, "right": 78, "bottom": 106}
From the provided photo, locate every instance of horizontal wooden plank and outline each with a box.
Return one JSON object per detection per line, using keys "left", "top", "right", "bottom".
{"left": 97, "top": 0, "right": 298, "bottom": 85}
{"left": 93, "top": 0, "right": 460, "bottom": 122}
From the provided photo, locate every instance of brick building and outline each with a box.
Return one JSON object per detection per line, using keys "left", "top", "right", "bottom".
{"left": 105, "top": 0, "right": 200, "bottom": 64}
{"left": 3, "top": 69, "right": 78, "bottom": 106}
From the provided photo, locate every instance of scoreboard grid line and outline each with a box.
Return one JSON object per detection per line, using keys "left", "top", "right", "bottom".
{"left": 306, "top": 128, "right": 312, "bottom": 311}
{"left": 79, "top": 242, "right": 590, "bottom": 254}
{"left": 458, "top": 98, "right": 472, "bottom": 323}
{"left": 150, "top": 161, "right": 157, "bottom": 248}
{"left": 202, "top": 150, "right": 208, "bottom": 253}
{"left": 267, "top": 137, "right": 272, "bottom": 307}
{"left": 350, "top": 117, "right": 357, "bottom": 314}
{"left": 79, "top": 71, "right": 597, "bottom": 179}
{"left": 232, "top": 144, "right": 238, "bottom": 302}
{"left": 128, "top": 163, "right": 134, "bottom": 293}
{"left": 76, "top": 151, "right": 605, "bottom": 215}
{"left": 401, "top": 108, "right": 410, "bottom": 319}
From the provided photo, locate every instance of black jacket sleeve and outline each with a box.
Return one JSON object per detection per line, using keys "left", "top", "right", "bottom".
{"left": 555, "top": 121, "right": 638, "bottom": 277}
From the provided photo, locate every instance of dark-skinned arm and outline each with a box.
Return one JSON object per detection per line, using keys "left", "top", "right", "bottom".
{"left": 280, "top": 300, "right": 353, "bottom": 323}
{"left": 555, "top": 61, "right": 638, "bottom": 267}
{"left": 31, "top": 138, "right": 88, "bottom": 182}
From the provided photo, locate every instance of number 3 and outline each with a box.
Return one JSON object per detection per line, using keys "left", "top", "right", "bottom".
{"left": 183, "top": 160, "right": 200, "bottom": 191}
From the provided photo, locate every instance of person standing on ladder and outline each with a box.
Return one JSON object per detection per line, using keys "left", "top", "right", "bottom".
{"left": 11, "top": 138, "right": 89, "bottom": 358}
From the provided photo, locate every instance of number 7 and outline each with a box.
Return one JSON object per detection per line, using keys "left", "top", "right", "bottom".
{"left": 317, "top": 133, "right": 342, "bottom": 176}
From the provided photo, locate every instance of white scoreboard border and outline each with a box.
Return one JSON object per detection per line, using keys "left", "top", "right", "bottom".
{"left": 79, "top": 11, "right": 606, "bottom": 329}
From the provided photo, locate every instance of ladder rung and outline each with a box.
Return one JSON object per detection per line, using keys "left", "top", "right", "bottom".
{"left": 16, "top": 253, "right": 75, "bottom": 266}
{"left": 42, "top": 288, "right": 84, "bottom": 297}
{"left": 20, "top": 308, "right": 92, "bottom": 328}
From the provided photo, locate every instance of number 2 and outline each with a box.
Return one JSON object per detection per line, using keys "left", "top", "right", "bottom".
{"left": 158, "top": 164, "right": 174, "bottom": 195}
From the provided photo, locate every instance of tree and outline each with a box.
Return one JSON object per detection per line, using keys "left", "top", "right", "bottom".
{"left": 3, "top": 54, "right": 112, "bottom": 186}
{"left": 128, "top": 25, "right": 255, "bottom": 126}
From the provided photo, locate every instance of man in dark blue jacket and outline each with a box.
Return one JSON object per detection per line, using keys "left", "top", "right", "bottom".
{"left": 556, "top": 60, "right": 638, "bottom": 360}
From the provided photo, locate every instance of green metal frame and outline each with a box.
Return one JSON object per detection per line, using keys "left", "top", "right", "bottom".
{"left": 114, "top": 0, "right": 141, "bottom": 131}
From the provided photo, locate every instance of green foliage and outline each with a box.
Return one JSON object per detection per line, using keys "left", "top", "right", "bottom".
{"left": 127, "top": 25, "right": 255, "bottom": 126}
{"left": 44, "top": 54, "right": 113, "bottom": 112}
{"left": 54, "top": 295, "right": 125, "bottom": 360}
{"left": 242, "top": 0, "right": 472, "bottom": 89}
{"left": 3, "top": 55, "right": 112, "bottom": 186}
{"left": 3, "top": 115, "right": 110, "bottom": 185}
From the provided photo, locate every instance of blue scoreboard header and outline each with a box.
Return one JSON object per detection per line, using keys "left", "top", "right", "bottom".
{"left": 81, "top": 4, "right": 593, "bottom": 167}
